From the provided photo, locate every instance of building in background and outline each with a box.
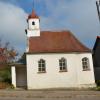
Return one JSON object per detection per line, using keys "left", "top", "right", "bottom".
{"left": 93, "top": 36, "right": 100, "bottom": 80}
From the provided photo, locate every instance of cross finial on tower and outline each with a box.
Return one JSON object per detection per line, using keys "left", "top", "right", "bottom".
{"left": 28, "top": 0, "right": 39, "bottom": 19}
{"left": 32, "top": 0, "right": 35, "bottom": 9}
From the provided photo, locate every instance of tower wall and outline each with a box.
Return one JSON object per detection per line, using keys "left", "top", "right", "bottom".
{"left": 28, "top": 19, "right": 40, "bottom": 30}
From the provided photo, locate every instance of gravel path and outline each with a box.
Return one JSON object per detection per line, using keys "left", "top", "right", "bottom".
{"left": 0, "top": 90, "right": 100, "bottom": 100}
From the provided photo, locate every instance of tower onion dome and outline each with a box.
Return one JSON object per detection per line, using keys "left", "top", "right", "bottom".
{"left": 28, "top": 10, "right": 39, "bottom": 19}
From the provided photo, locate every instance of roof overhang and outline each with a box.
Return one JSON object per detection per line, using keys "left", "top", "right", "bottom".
{"left": 25, "top": 51, "right": 92, "bottom": 55}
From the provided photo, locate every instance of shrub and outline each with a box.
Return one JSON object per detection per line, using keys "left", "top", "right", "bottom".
{"left": 0, "top": 68, "right": 11, "bottom": 84}
{"left": 96, "top": 86, "right": 100, "bottom": 91}
{"left": 96, "top": 80, "right": 100, "bottom": 86}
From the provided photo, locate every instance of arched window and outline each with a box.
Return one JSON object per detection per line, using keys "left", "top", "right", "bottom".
{"left": 82, "top": 57, "right": 90, "bottom": 71}
{"left": 59, "top": 58, "right": 67, "bottom": 72}
{"left": 32, "top": 21, "right": 35, "bottom": 25}
{"left": 38, "top": 59, "right": 46, "bottom": 73}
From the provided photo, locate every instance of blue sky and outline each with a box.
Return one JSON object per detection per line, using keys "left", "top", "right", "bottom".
{"left": 0, "top": 0, "right": 100, "bottom": 55}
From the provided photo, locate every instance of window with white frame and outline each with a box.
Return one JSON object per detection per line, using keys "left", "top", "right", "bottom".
{"left": 59, "top": 58, "right": 67, "bottom": 72}
{"left": 82, "top": 57, "right": 90, "bottom": 71}
{"left": 38, "top": 59, "right": 46, "bottom": 73}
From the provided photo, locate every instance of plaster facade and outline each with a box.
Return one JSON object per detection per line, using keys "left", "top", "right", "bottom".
{"left": 26, "top": 53, "right": 95, "bottom": 89}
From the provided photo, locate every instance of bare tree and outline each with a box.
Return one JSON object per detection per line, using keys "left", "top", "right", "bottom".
{"left": 0, "top": 40, "right": 18, "bottom": 64}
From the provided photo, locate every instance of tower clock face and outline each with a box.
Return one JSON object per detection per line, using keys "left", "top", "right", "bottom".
{"left": 32, "top": 21, "right": 35, "bottom": 25}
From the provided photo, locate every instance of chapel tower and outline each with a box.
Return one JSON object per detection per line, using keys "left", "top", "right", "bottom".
{"left": 25, "top": 10, "right": 40, "bottom": 37}
{"left": 25, "top": 10, "right": 40, "bottom": 52}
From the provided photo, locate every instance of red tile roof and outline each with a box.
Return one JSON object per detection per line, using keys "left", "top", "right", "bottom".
{"left": 28, "top": 31, "right": 90, "bottom": 53}
{"left": 97, "top": 36, "right": 100, "bottom": 38}
{"left": 28, "top": 10, "right": 39, "bottom": 19}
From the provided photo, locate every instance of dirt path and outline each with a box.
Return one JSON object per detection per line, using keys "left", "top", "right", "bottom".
{"left": 0, "top": 90, "right": 100, "bottom": 100}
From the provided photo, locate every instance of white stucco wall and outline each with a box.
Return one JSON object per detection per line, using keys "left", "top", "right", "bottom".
{"left": 27, "top": 29, "right": 40, "bottom": 37}
{"left": 26, "top": 53, "right": 95, "bottom": 89}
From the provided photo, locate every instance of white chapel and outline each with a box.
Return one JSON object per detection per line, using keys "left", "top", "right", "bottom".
{"left": 11, "top": 10, "right": 96, "bottom": 89}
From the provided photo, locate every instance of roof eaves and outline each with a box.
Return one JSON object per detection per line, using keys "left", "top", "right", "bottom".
{"left": 25, "top": 51, "right": 92, "bottom": 55}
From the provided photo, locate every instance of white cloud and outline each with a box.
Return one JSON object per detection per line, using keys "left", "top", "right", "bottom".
{"left": 40, "top": 0, "right": 100, "bottom": 48}
{"left": 0, "top": 1, "right": 27, "bottom": 54}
